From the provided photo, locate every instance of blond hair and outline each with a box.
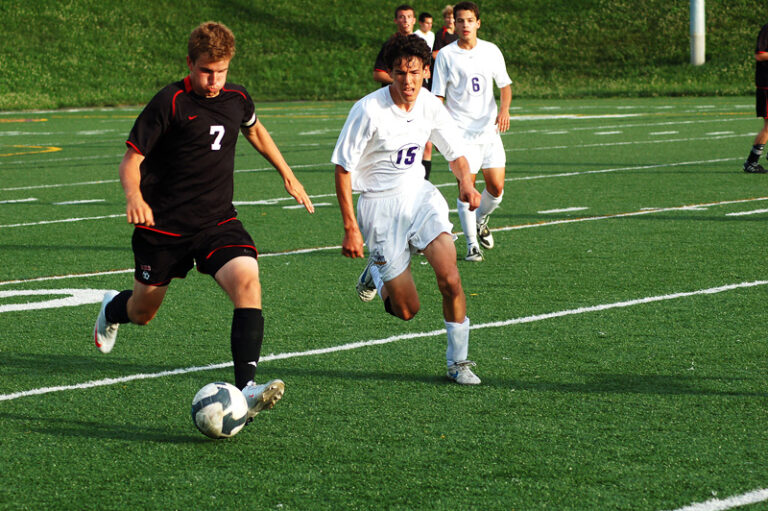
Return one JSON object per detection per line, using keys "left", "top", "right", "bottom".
{"left": 188, "top": 22, "right": 236, "bottom": 62}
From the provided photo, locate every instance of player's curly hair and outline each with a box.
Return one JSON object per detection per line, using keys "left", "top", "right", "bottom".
{"left": 188, "top": 22, "right": 236, "bottom": 62}
{"left": 382, "top": 34, "right": 432, "bottom": 71}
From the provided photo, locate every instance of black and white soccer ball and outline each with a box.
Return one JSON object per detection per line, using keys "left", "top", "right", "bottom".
{"left": 191, "top": 382, "right": 249, "bottom": 439}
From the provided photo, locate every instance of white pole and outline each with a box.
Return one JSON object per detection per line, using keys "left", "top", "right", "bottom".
{"left": 690, "top": 0, "right": 705, "bottom": 65}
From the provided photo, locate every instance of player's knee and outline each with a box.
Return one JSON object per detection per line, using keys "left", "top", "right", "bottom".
{"left": 385, "top": 296, "right": 419, "bottom": 321}
{"left": 486, "top": 182, "right": 504, "bottom": 197}
{"left": 437, "top": 273, "right": 463, "bottom": 299}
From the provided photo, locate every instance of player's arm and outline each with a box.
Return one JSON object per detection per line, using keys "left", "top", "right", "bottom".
{"left": 373, "top": 69, "right": 393, "bottom": 85}
{"left": 334, "top": 165, "right": 365, "bottom": 258}
{"left": 448, "top": 156, "right": 481, "bottom": 210}
{"left": 756, "top": 52, "right": 768, "bottom": 62}
{"left": 119, "top": 147, "right": 154, "bottom": 226}
{"left": 496, "top": 84, "right": 512, "bottom": 133}
{"left": 241, "top": 119, "right": 314, "bottom": 214}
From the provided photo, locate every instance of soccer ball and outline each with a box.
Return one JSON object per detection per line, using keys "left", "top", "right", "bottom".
{"left": 191, "top": 382, "right": 249, "bottom": 439}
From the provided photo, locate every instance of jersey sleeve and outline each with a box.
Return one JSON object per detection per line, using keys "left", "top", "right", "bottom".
{"left": 757, "top": 24, "right": 768, "bottom": 54}
{"left": 431, "top": 50, "right": 448, "bottom": 97}
{"left": 428, "top": 98, "right": 466, "bottom": 162}
{"left": 491, "top": 44, "right": 512, "bottom": 89}
{"left": 126, "top": 88, "right": 174, "bottom": 156}
{"left": 331, "top": 99, "right": 374, "bottom": 173}
{"left": 240, "top": 87, "right": 258, "bottom": 128}
{"left": 374, "top": 43, "right": 388, "bottom": 72}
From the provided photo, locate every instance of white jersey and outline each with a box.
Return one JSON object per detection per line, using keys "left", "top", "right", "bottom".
{"left": 331, "top": 86, "right": 466, "bottom": 193}
{"left": 432, "top": 39, "right": 512, "bottom": 141}
{"left": 415, "top": 29, "right": 435, "bottom": 49}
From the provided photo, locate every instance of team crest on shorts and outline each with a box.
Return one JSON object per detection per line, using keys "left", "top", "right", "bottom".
{"left": 140, "top": 265, "right": 152, "bottom": 281}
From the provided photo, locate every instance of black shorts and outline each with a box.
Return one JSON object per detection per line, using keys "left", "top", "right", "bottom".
{"left": 757, "top": 88, "right": 768, "bottom": 118}
{"left": 131, "top": 219, "right": 258, "bottom": 286}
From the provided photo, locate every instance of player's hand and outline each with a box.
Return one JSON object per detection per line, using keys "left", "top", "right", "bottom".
{"left": 495, "top": 110, "right": 510, "bottom": 133}
{"left": 284, "top": 177, "right": 315, "bottom": 214}
{"left": 125, "top": 193, "right": 155, "bottom": 226}
{"left": 341, "top": 228, "right": 365, "bottom": 258}
{"left": 458, "top": 179, "right": 481, "bottom": 211}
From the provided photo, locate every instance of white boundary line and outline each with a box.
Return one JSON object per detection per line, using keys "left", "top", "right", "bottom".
{"left": 665, "top": 488, "right": 768, "bottom": 511}
{"left": 1, "top": 278, "right": 766, "bottom": 403}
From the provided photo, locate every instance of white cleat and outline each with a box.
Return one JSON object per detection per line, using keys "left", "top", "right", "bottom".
{"left": 477, "top": 216, "right": 494, "bottom": 250}
{"left": 447, "top": 361, "right": 481, "bottom": 385}
{"left": 356, "top": 260, "right": 377, "bottom": 302}
{"left": 94, "top": 290, "right": 120, "bottom": 353}
{"left": 242, "top": 379, "right": 285, "bottom": 419}
{"left": 465, "top": 244, "right": 484, "bottom": 262}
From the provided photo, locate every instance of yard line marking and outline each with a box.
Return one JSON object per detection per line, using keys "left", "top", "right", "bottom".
{"left": 1, "top": 279, "right": 766, "bottom": 402}
{"left": 493, "top": 197, "right": 768, "bottom": 233}
{"left": 2, "top": 195, "right": 767, "bottom": 286}
{"left": 649, "top": 131, "right": 679, "bottom": 136}
{"left": 665, "top": 487, "right": 768, "bottom": 511}
{"left": 1, "top": 179, "right": 119, "bottom": 192}
{"left": 538, "top": 207, "right": 588, "bottom": 214}
{"left": 594, "top": 131, "right": 622, "bottom": 135}
{"left": 725, "top": 208, "right": 768, "bottom": 217}
{"left": 0, "top": 198, "right": 37, "bottom": 204}
{"left": 53, "top": 199, "right": 106, "bottom": 205}
{"left": 0, "top": 213, "right": 124, "bottom": 229}
{"left": 705, "top": 131, "right": 734, "bottom": 136}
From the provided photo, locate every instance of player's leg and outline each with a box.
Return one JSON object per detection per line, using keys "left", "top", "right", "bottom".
{"left": 456, "top": 172, "right": 482, "bottom": 261}
{"left": 422, "top": 233, "right": 480, "bottom": 385}
{"left": 378, "top": 265, "right": 421, "bottom": 321}
{"left": 744, "top": 89, "right": 768, "bottom": 173}
{"left": 476, "top": 166, "right": 505, "bottom": 250}
{"left": 94, "top": 280, "right": 168, "bottom": 353}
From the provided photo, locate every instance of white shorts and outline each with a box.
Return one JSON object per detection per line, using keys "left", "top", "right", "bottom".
{"left": 464, "top": 133, "right": 506, "bottom": 174}
{"left": 357, "top": 180, "right": 454, "bottom": 282}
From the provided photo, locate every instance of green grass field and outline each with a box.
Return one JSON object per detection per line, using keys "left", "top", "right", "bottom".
{"left": 2, "top": 97, "right": 768, "bottom": 510}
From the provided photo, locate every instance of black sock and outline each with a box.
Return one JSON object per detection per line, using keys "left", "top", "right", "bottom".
{"left": 231, "top": 308, "right": 264, "bottom": 389}
{"left": 105, "top": 290, "right": 132, "bottom": 324}
{"left": 747, "top": 144, "right": 765, "bottom": 164}
{"left": 422, "top": 160, "right": 432, "bottom": 181}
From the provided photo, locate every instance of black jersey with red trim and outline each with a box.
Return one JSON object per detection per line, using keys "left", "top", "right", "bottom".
{"left": 126, "top": 76, "right": 257, "bottom": 234}
{"left": 432, "top": 27, "right": 458, "bottom": 54}
{"left": 756, "top": 24, "right": 768, "bottom": 88}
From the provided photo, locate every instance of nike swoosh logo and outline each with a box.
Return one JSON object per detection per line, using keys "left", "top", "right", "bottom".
{"left": 407, "top": 119, "right": 414, "bottom": 123}
{"left": 188, "top": 115, "right": 198, "bottom": 120}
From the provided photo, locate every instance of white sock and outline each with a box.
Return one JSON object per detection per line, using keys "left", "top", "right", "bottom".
{"left": 457, "top": 199, "right": 477, "bottom": 249}
{"left": 445, "top": 317, "right": 470, "bottom": 367}
{"left": 369, "top": 263, "right": 385, "bottom": 298}
{"left": 477, "top": 189, "right": 503, "bottom": 223}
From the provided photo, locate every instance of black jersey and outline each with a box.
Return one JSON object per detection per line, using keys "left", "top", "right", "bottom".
{"left": 433, "top": 27, "right": 458, "bottom": 54}
{"left": 757, "top": 24, "right": 768, "bottom": 88}
{"left": 126, "top": 76, "right": 257, "bottom": 234}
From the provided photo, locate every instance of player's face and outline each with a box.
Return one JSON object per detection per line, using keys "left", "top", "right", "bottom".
{"left": 395, "top": 9, "right": 415, "bottom": 35}
{"left": 419, "top": 17, "right": 433, "bottom": 32}
{"left": 455, "top": 10, "right": 480, "bottom": 44}
{"left": 389, "top": 56, "right": 425, "bottom": 108}
{"left": 443, "top": 12, "right": 455, "bottom": 30}
{"left": 186, "top": 53, "right": 230, "bottom": 98}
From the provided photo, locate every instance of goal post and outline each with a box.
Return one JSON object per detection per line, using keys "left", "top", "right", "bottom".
{"left": 690, "top": 0, "right": 705, "bottom": 65}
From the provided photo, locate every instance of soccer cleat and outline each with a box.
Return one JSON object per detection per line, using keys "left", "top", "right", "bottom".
{"left": 356, "top": 259, "right": 377, "bottom": 302}
{"left": 477, "top": 216, "right": 494, "bottom": 250}
{"left": 743, "top": 161, "right": 767, "bottom": 174}
{"left": 447, "top": 360, "right": 481, "bottom": 385}
{"left": 465, "top": 244, "right": 484, "bottom": 262}
{"left": 94, "top": 290, "right": 120, "bottom": 353}
{"left": 242, "top": 379, "right": 285, "bottom": 419}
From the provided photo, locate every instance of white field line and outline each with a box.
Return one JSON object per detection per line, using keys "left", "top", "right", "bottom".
{"left": 505, "top": 133, "right": 751, "bottom": 152}
{"left": 725, "top": 209, "right": 768, "bottom": 217}
{"left": 0, "top": 157, "right": 744, "bottom": 221}
{"left": 538, "top": 207, "right": 588, "bottom": 214}
{"left": 1, "top": 278, "right": 766, "bottom": 403}
{"left": 665, "top": 488, "right": 768, "bottom": 511}
{"left": 0, "top": 213, "right": 125, "bottom": 228}
{"left": 2, "top": 195, "right": 767, "bottom": 288}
